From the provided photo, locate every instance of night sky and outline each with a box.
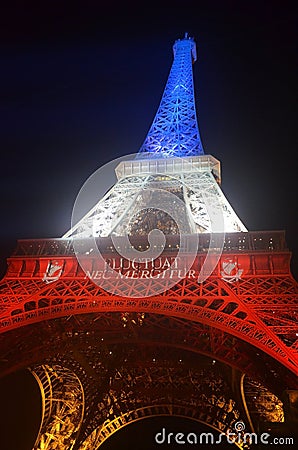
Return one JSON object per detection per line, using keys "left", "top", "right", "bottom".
{"left": 0, "top": 1, "right": 297, "bottom": 449}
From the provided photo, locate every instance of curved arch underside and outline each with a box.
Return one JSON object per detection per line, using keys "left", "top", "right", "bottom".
{"left": 0, "top": 267, "right": 297, "bottom": 376}
{"left": 78, "top": 407, "right": 244, "bottom": 449}
{"left": 0, "top": 312, "right": 296, "bottom": 390}
{"left": 0, "top": 312, "right": 293, "bottom": 449}
{"left": 31, "top": 360, "right": 248, "bottom": 450}
{"left": 28, "top": 338, "right": 287, "bottom": 450}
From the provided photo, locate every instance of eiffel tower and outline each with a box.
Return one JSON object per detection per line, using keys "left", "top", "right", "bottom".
{"left": 0, "top": 34, "right": 297, "bottom": 449}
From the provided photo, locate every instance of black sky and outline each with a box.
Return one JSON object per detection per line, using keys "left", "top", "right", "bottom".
{"left": 0, "top": 1, "right": 297, "bottom": 448}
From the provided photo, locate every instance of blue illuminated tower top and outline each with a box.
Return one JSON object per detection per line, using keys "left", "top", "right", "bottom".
{"left": 137, "top": 33, "right": 205, "bottom": 159}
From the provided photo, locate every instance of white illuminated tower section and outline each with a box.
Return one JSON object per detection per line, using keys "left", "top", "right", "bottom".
{"left": 63, "top": 35, "right": 247, "bottom": 239}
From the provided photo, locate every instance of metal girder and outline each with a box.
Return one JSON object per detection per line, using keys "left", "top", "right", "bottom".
{"left": 63, "top": 176, "right": 149, "bottom": 239}
{"left": 242, "top": 375, "right": 285, "bottom": 429}
{"left": 31, "top": 365, "right": 85, "bottom": 450}
{"left": 183, "top": 171, "right": 247, "bottom": 232}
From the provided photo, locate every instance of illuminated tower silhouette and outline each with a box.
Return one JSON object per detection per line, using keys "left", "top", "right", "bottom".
{"left": 0, "top": 35, "right": 297, "bottom": 449}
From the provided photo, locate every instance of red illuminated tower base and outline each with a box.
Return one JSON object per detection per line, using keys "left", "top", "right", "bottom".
{"left": 0, "top": 231, "right": 297, "bottom": 448}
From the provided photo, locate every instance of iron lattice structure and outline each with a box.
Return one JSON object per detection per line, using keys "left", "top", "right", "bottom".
{"left": 0, "top": 35, "right": 298, "bottom": 449}
{"left": 63, "top": 156, "right": 247, "bottom": 239}
{"left": 137, "top": 34, "right": 204, "bottom": 158}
